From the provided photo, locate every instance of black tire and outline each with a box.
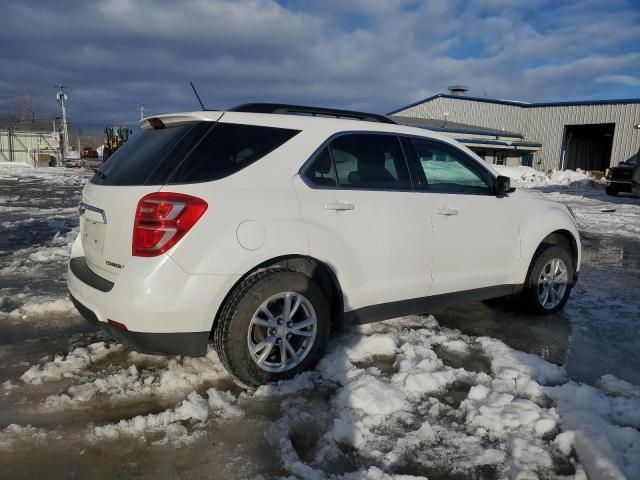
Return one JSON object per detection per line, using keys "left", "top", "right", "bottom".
{"left": 213, "top": 268, "right": 331, "bottom": 388}
{"left": 521, "top": 245, "right": 574, "bottom": 314}
{"left": 605, "top": 185, "right": 618, "bottom": 196}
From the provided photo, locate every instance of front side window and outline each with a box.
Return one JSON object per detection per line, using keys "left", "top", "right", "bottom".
{"left": 328, "top": 134, "right": 411, "bottom": 190}
{"left": 408, "top": 138, "right": 492, "bottom": 195}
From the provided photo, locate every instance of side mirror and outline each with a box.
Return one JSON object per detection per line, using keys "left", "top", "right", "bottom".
{"left": 495, "top": 175, "right": 516, "bottom": 195}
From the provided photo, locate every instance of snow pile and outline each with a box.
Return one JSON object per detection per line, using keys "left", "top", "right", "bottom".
{"left": 493, "top": 165, "right": 551, "bottom": 188}
{"left": 0, "top": 162, "right": 88, "bottom": 185}
{"left": 0, "top": 227, "right": 78, "bottom": 275}
{"left": 478, "top": 337, "right": 567, "bottom": 400}
{"left": 546, "top": 381, "right": 640, "bottom": 479}
{"left": 90, "top": 388, "right": 242, "bottom": 446}
{"left": 0, "top": 162, "right": 34, "bottom": 179}
{"left": 5, "top": 297, "right": 74, "bottom": 320}
{"left": 492, "top": 165, "right": 595, "bottom": 189}
{"left": 43, "top": 348, "right": 229, "bottom": 409}
{"left": 597, "top": 374, "right": 640, "bottom": 399}
{"left": 0, "top": 424, "right": 49, "bottom": 450}
{"left": 265, "top": 317, "right": 579, "bottom": 478}
{"left": 550, "top": 169, "right": 594, "bottom": 186}
{"left": 20, "top": 342, "right": 124, "bottom": 385}
{"left": 2, "top": 316, "right": 636, "bottom": 478}
{"left": 91, "top": 391, "right": 210, "bottom": 446}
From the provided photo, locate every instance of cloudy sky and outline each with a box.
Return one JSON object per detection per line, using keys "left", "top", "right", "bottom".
{"left": 1, "top": 0, "right": 639, "bottom": 131}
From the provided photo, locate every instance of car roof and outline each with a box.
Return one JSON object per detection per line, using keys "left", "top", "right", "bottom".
{"left": 145, "top": 109, "right": 460, "bottom": 146}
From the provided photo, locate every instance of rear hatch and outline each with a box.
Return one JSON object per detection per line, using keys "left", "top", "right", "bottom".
{"left": 79, "top": 112, "right": 223, "bottom": 281}
{"left": 79, "top": 111, "right": 301, "bottom": 281}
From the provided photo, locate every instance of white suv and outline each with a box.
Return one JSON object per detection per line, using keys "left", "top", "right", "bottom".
{"left": 68, "top": 103, "right": 581, "bottom": 386}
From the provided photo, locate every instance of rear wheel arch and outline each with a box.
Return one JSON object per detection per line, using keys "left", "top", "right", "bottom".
{"left": 211, "top": 254, "right": 344, "bottom": 336}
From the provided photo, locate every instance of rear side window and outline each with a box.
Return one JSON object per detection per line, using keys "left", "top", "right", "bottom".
{"left": 91, "top": 122, "right": 299, "bottom": 186}
{"left": 329, "top": 134, "right": 411, "bottom": 190}
{"left": 304, "top": 148, "right": 338, "bottom": 187}
{"left": 168, "top": 123, "right": 299, "bottom": 184}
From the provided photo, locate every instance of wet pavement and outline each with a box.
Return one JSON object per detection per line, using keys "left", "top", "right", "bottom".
{"left": 436, "top": 232, "right": 640, "bottom": 386}
{"left": 2, "top": 167, "right": 638, "bottom": 386}
{"left": 1, "top": 166, "right": 639, "bottom": 479}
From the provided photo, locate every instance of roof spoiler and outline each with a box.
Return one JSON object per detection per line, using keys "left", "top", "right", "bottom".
{"left": 230, "top": 103, "right": 396, "bottom": 124}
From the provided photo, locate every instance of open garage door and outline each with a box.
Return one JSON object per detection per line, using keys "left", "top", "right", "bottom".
{"left": 562, "top": 123, "right": 614, "bottom": 172}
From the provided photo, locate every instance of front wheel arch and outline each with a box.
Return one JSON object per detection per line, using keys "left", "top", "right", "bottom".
{"left": 524, "top": 230, "right": 578, "bottom": 285}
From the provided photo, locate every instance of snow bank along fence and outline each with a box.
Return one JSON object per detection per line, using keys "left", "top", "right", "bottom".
{"left": 0, "top": 129, "right": 61, "bottom": 166}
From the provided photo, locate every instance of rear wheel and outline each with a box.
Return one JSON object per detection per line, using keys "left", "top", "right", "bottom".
{"left": 214, "top": 268, "right": 331, "bottom": 387}
{"left": 606, "top": 185, "right": 618, "bottom": 196}
{"left": 521, "top": 245, "right": 574, "bottom": 314}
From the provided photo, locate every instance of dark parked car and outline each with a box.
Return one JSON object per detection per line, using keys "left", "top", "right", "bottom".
{"left": 632, "top": 162, "right": 640, "bottom": 196}
{"left": 605, "top": 156, "right": 638, "bottom": 196}
{"left": 80, "top": 147, "right": 99, "bottom": 159}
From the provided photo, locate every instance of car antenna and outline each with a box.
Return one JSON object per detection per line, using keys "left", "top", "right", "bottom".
{"left": 190, "top": 81, "right": 206, "bottom": 110}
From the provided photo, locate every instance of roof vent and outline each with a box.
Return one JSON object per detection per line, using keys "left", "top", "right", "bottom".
{"left": 448, "top": 85, "right": 469, "bottom": 96}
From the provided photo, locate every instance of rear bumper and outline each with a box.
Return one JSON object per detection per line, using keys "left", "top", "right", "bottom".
{"left": 70, "top": 294, "right": 209, "bottom": 356}
{"left": 67, "top": 240, "right": 240, "bottom": 356}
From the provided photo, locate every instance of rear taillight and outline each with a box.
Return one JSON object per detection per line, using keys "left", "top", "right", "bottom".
{"left": 108, "top": 319, "right": 128, "bottom": 331}
{"left": 133, "top": 192, "right": 208, "bottom": 257}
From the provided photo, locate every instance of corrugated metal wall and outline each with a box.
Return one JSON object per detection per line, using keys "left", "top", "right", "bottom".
{"left": 0, "top": 130, "right": 60, "bottom": 165}
{"left": 395, "top": 98, "right": 640, "bottom": 171}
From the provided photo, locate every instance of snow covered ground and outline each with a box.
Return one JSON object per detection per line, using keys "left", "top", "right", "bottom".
{"left": 0, "top": 163, "right": 639, "bottom": 479}
{"left": 493, "top": 165, "right": 640, "bottom": 239}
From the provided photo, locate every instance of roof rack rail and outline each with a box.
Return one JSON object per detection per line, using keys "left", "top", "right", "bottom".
{"left": 229, "top": 103, "right": 396, "bottom": 124}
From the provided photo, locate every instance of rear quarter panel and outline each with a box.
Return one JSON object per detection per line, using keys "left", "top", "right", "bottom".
{"left": 162, "top": 129, "right": 329, "bottom": 275}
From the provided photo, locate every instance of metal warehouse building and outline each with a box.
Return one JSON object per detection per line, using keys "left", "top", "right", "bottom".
{"left": 390, "top": 86, "right": 640, "bottom": 172}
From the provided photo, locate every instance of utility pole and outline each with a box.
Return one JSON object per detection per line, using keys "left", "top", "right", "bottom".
{"left": 54, "top": 85, "right": 69, "bottom": 166}
{"left": 138, "top": 104, "right": 145, "bottom": 121}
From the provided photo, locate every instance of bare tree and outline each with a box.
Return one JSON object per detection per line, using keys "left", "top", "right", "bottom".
{"left": 0, "top": 92, "right": 56, "bottom": 130}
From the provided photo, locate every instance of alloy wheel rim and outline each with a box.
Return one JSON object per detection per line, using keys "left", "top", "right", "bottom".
{"left": 537, "top": 258, "right": 568, "bottom": 309}
{"left": 247, "top": 291, "right": 317, "bottom": 373}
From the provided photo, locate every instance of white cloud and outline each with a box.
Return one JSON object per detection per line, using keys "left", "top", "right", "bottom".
{"left": 596, "top": 75, "right": 640, "bottom": 87}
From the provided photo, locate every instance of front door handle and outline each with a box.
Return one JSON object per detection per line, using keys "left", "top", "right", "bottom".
{"left": 436, "top": 207, "right": 459, "bottom": 216}
{"left": 324, "top": 202, "right": 355, "bottom": 211}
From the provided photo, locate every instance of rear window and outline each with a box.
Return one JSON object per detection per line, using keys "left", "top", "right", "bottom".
{"left": 91, "top": 122, "right": 300, "bottom": 186}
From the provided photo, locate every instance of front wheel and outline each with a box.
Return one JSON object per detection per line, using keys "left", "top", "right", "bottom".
{"left": 214, "top": 268, "right": 331, "bottom": 387}
{"left": 605, "top": 185, "right": 618, "bottom": 196}
{"left": 521, "top": 245, "right": 574, "bottom": 314}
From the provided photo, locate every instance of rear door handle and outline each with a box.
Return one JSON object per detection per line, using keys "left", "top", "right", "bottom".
{"left": 436, "top": 207, "right": 458, "bottom": 216}
{"left": 324, "top": 202, "right": 355, "bottom": 211}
